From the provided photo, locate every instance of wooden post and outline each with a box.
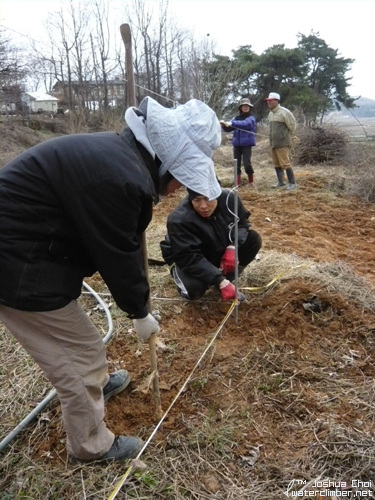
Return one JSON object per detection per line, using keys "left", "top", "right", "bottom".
{"left": 120, "top": 23, "right": 163, "bottom": 422}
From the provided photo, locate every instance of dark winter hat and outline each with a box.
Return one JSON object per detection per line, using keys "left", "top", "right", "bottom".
{"left": 187, "top": 188, "right": 204, "bottom": 200}
{"left": 239, "top": 98, "right": 253, "bottom": 109}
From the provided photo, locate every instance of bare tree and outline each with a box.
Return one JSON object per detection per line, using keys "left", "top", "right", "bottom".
{"left": 3, "top": 0, "right": 239, "bottom": 120}
{"left": 67, "top": 0, "right": 91, "bottom": 114}
{"left": 0, "top": 28, "right": 28, "bottom": 114}
{"left": 45, "top": 8, "right": 76, "bottom": 110}
{"left": 123, "top": 0, "right": 206, "bottom": 106}
{"left": 44, "top": 0, "right": 92, "bottom": 115}
{"left": 91, "top": 0, "right": 121, "bottom": 113}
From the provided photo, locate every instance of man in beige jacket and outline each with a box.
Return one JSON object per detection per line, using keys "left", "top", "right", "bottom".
{"left": 265, "top": 92, "right": 297, "bottom": 190}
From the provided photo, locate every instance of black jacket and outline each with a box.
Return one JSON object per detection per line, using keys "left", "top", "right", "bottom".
{"left": 0, "top": 128, "right": 158, "bottom": 318}
{"left": 160, "top": 189, "right": 250, "bottom": 286}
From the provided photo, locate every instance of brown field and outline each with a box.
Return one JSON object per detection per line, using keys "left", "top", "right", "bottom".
{"left": 1, "top": 120, "right": 375, "bottom": 499}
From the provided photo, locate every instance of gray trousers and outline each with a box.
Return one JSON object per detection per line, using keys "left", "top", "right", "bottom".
{"left": 0, "top": 300, "right": 114, "bottom": 459}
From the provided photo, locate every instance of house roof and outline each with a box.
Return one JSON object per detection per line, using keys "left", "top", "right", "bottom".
{"left": 25, "top": 91, "right": 59, "bottom": 102}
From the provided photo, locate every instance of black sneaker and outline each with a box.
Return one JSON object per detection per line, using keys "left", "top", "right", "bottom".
{"left": 69, "top": 435, "right": 144, "bottom": 464}
{"left": 103, "top": 370, "right": 131, "bottom": 402}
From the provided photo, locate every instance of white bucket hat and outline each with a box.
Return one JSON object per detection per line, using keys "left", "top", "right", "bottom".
{"left": 141, "top": 97, "right": 222, "bottom": 201}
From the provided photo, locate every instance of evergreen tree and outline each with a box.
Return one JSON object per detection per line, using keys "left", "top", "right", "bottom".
{"left": 297, "top": 31, "right": 356, "bottom": 123}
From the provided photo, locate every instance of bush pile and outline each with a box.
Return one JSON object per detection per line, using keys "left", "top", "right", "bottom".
{"left": 295, "top": 126, "right": 347, "bottom": 165}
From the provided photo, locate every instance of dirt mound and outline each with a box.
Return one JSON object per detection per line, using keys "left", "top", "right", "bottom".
{"left": 1, "top": 120, "right": 56, "bottom": 166}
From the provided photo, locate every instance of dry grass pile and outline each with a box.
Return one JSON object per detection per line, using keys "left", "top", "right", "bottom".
{"left": 244, "top": 250, "right": 375, "bottom": 313}
{"left": 294, "top": 423, "right": 375, "bottom": 485}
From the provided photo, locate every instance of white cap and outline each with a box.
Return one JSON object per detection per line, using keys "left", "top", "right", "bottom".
{"left": 265, "top": 92, "right": 281, "bottom": 101}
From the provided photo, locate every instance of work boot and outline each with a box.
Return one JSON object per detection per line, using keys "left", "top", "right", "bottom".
{"left": 69, "top": 435, "right": 144, "bottom": 464}
{"left": 248, "top": 174, "right": 254, "bottom": 188}
{"left": 286, "top": 168, "right": 297, "bottom": 190}
{"left": 272, "top": 168, "right": 286, "bottom": 188}
{"left": 103, "top": 370, "right": 131, "bottom": 402}
{"left": 236, "top": 174, "right": 242, "bottom": 187}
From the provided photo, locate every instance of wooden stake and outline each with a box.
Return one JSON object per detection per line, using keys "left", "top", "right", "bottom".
{"left": 120, "top": 23, "right": 163, "bottom": 423}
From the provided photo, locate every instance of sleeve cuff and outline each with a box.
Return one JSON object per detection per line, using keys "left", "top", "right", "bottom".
{"left": 127, "top": 305, "right": 149, "bottom": 320}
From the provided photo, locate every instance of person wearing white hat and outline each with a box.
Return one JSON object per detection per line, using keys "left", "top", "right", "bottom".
{"left": 265, "top": 92, "right": 297, "bottom": 190}
{"left": 0, "top": 96, "right": 222, "bottom": 464}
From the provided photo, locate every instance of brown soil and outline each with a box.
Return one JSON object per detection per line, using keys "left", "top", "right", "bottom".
{"left": 2, "top": 126, "right": 375, "bottom": 495}
{"left": 32, "top": 164, "right": 375, "bottom": 473}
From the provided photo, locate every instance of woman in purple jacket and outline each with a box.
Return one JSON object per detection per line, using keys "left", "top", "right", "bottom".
{"left": 220, "top": 97, "right": 257, "bottom": 188}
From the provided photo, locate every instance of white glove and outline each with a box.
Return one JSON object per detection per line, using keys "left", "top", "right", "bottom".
{"left": 133, "top": 313, "right": 160, "bottom": 341}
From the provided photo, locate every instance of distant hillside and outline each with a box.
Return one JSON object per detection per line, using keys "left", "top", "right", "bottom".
{"left": 343, "top": 96, "right": 375, "bottom": 118}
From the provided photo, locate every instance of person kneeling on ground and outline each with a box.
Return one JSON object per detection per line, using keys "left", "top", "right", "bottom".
{"left": 160, "top": 188, "right": 262, "bottom": 301}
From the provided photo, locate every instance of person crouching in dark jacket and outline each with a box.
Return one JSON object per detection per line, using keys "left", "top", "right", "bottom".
{"left": 160, "top": 188, "right": 262, "bottom": 301}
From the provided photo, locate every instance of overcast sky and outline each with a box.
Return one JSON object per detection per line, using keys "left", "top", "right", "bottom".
{"left": 2, "top": 0, "right": 374, "bottom": 100}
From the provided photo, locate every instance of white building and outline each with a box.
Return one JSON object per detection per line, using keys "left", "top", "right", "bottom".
{"left": 22, "top": 91, "right": 59, "bottom": 113}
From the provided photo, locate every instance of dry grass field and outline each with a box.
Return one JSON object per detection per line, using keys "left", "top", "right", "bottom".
{"left": 1, "top": 118, "right": 375, "bottom": 499}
